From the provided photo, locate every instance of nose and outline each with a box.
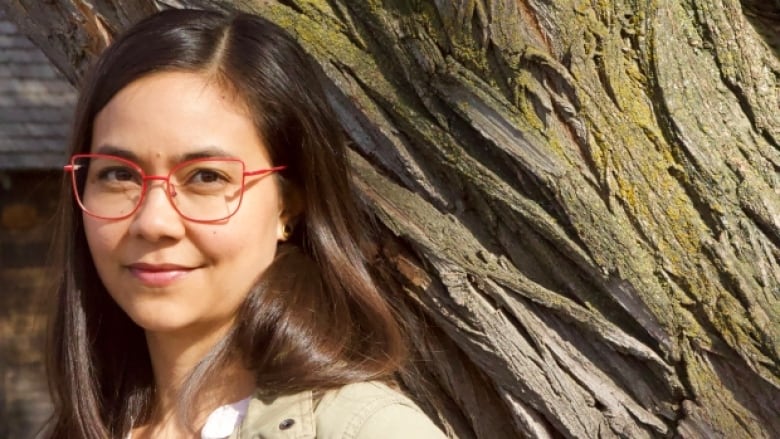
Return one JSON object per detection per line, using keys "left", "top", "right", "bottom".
{"left": 127, "top": 181, "right": 186, "bottom": 242}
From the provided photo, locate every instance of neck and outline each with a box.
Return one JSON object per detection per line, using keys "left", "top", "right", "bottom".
{"left": 142, "top": 323, "right": 255, "bottom": 434}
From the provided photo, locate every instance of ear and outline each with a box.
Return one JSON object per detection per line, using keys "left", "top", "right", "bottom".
{"left": 277, "top": 187, "right": 304, "bottom": 242}
{"left": 277, "top": 221, "right": 291, "bottom": 241}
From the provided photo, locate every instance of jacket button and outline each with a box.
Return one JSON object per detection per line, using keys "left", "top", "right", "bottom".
{"left": 278, "top": 418, "right": 295, "bottom": 430}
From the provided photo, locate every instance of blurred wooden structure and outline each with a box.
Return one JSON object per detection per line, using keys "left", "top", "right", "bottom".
{"left": 0, "top": 9, "right": 75, "bottom": 437}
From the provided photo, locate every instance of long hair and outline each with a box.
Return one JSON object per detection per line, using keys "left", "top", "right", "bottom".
{"left": 46, "top": 9, "right": 406, "bottom": 438}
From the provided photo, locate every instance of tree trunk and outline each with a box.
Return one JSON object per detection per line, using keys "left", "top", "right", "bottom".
{"left": 3, "top": 0, "right": 778, "bottom": 437}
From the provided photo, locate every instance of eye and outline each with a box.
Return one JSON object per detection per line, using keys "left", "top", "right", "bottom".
{"left": 97, "top": 166, "right": 141, "bottom": 183}
{"left": 174, "top": 160, "right": 242, "bottom": 193}
{"left": 188, "top": 168, "right": 229, "bottom": 184}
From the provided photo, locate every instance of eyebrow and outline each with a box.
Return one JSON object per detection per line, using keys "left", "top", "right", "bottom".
{"left": 93, "top": 144, "right": 238, "bottom": 164}
{"left": 176, "top": 146, "right": 237, "bottom": 162}
{"left": 94, "top": 145, "right": 139, "bottom": 161}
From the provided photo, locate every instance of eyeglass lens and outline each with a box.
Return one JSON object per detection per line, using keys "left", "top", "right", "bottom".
{"left": 72, "top": 156, "right": 245, "bottom": 221}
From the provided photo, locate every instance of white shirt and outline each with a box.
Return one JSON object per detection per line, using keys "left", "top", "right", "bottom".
{"left": 126, "top": 396, "right": 252, "bottom": 439}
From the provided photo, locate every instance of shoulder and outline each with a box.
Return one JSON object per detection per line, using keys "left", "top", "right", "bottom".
{"left": 235, "top": 382, "right": 447, "bottom": 439}
{"left": 314, "top": 381, "right": 448, "bottom": 439}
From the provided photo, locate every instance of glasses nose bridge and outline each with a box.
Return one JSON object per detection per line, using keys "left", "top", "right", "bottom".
{"left": 141, "top": 174, "right": 176, "bottom": 198}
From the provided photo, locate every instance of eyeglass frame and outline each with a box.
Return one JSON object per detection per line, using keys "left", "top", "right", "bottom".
{"left": 64, "top": 153, "right": 287, "bottom": 223}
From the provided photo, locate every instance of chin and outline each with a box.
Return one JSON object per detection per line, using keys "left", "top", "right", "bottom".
{"left": 127, "top": 309, "right": 234, "bottom": 340}
{"left": 127, "top": 315, "right": 195, "bottom": 334}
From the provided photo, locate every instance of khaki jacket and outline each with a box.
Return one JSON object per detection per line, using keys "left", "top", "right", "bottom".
{"left": 230, "top": 381, "right": 447, "bottom": 439}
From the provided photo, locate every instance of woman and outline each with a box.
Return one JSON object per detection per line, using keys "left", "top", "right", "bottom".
{"left": 48, "top": 8, "right": 446, "bottom": 439}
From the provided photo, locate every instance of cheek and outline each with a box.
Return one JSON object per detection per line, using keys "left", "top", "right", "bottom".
{"left": 83, "top": 217, "right": 120, "bottom": 259}
{"left": 206, "top": 220, "right": 277, "bottom": 263}
{"left": 206, "top": 209, "right": 280, "bottom": 271}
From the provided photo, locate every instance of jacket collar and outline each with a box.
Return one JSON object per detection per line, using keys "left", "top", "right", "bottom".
{"left": 234, "top": 389, "right": 315, "bottom": 439}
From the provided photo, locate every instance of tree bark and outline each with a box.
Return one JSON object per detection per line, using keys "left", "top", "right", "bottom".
{"left": 3, "top": 0, "right": 778, "bottom": 437}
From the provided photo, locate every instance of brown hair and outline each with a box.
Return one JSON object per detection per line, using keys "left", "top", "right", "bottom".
{"left": 46, "top": 8, "right": 405, "bottom": 438}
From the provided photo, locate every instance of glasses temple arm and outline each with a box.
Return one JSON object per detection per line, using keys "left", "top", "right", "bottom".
{"left": 244, "top": 165, "right": 286, "bottom": 177}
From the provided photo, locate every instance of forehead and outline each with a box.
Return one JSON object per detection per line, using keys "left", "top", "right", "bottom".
{"left": 91, "top": 71, "right": 269, "bottom": 166}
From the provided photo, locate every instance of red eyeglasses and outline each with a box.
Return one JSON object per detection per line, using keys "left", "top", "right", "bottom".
{"left": 64, "top": 153, "right": 286, "bottom": 223}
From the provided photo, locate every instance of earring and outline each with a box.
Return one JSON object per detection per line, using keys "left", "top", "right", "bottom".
{"left": 280, "top": 223, "right": 293, "bottom": 241}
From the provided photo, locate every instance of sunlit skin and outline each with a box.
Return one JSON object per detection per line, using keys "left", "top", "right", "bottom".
{"left": 84, "top": 71, "right": 285, "bottom": 437}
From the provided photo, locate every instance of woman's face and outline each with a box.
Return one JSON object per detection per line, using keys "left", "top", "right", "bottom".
{"left": 84, "top": 71, "right": 284, "bottom": 339}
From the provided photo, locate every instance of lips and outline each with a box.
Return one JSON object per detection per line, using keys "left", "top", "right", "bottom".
{"left": 127, "top": 262, "right": 198, "bottom": 287}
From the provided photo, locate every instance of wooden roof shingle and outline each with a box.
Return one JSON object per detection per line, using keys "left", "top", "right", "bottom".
{"left": 0, "top": 10, "right": 76, "bottom": 170}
